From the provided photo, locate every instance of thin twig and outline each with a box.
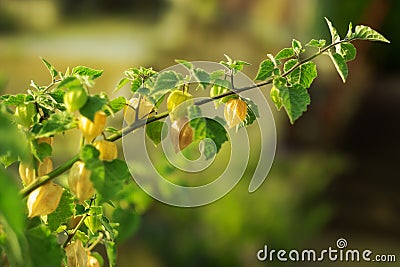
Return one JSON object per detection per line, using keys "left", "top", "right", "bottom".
{"left": 62, "top": 197, "right": 95, "bottom": 248}
{"left": 86, "top": 232, "right": 104, "bottom": 251}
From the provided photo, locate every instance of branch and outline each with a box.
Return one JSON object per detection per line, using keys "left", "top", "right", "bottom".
{"left": 107, "top": 39, "right": 348, "bottom": 142}
{"left": 19, "top": 38, "right": 349, "bottom": 197}
{"left": 20, "top": 154, "right": 79, "bottom": 197}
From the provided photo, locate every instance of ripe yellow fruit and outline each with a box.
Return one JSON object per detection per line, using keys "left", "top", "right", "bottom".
{"left": 68, "top": 161, "right": 94, "bottom": 203}
{"left": 93, "top": 140, "right": 118, "bottom": 161}
{"left": 167, "top": 90, "right": 193, "bottom": 121}
{"left": 37, "top": 157, "right": 53, "bottom": 177}
{"left": 79, "top": 111, "right": 107, "bottom": 141}
{"left": 88, "top": 255, "right": 101, "bottom": 267}
{"left": 27, "top": 182, "right": 63, "bottom": 217}
{"left": 124, "top": 96, "right": 154, "bottom": 125}
{"left": 65, "top": 240, "right": 88, "bottom": 267}
{"left": 170, "top": 117, "right": 194, "bottom": 152}
{"left": 224, "top": 98, "right": 247, "bottom": 128}
{"left": 19, "top": 161, "right": 36, "bottom": 186}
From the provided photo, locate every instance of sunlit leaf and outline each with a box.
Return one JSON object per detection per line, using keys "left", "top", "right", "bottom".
{"left": 325, "top": 17, "right": 340, "bottom": 43}
{"left": 306, "top": 39, "right": 326, "bottom": 48}
{"left": 328, "top": 52, "right": 348, "bottom": 83}
{"left": 255, "top": 59, "right": 275, "bottom": 81}
{"left": 275, "top": 48, "right": 295, "bottom": 60}
{"left": 72, "top": 66, "right": 103, "bottom": 79}
{"left": 273, "top": 77, "right": 310, "bottom": 124}
{"left": 146, "top": 121, "right": 167, "bottom": 146}
{"left": 31, "top": 112, "right": 76, "bottom": 138}
{"left": 292, "top": 39, "right": 304, "bottom": 55}
{"left": 353, "top": 25, "right": 390, "bottom": 43}
{"left": 47, "top": 190, "right": 74, "bottom": 232}
{"left": 40, "top": 58, "right": 59, "bottom": 80}
{"left": 80, "top": 95, "right": 108, "bottom": 122}
{"left": 188, "top": 106, "right": 228, "bottom": 159}
{"left": 337, "top": 42, "right": 356, "bottom": 62}
{"left": 26, "top": 225, "right": 64, "bottom": 267}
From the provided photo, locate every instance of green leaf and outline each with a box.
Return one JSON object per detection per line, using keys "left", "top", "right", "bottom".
{"left": 84, "top": 206, "right": 103, "bottom": 234}
{"left": 99, "top": 215, "right": 116, "bottom": 240}
{"left": 353, "top": 25, "right": 390, "bottom": 43}
{"left": 274, "top": 77, "right": 310, "bottom": 124}
{"left": 0, "top": 220, "right": 29, "bottom": 267}
{"left": 220, "top": 55, "right": 250, "bottom": 73}
{"left": 123, "top": 67, "right": 156, "bottom": 94}
{"left": 209, "top": 70, "right": 226, "bottom": 81}
{"left": 57, "top": 76, "right": 81, "bottom": 90}
{"left": 80, "top": 95, "right": 108, "bottom": 122}
{"left": 328, "top": 52, "right": 348, "bottom": 83}
{"left": 104, "top": 127, "right": 120, "bottom": 134}
{"left": 270, "top": 86, "right": 283, "bottom": 110}
{"left": 30, "top": 80, "right": 42, "bottom": 91}
{"left": 114, "top": 77, "right": 130, "bottom": 92}
{"left": 152, "top": 71, "right": 181, "bottom": 97}
{"left": 40, "top": 58, "right": 59, "bottom": 80}
{"left": 74, "top": 204, "right": 86, "bottom": 216}
{"left": 292, "top": 39, "right": 304, "bottom": 55}
{"left": 26, "top": 225, "right": 64, "bottom": 267}
{"left": 0, "top": 154, "right": 18, "bottom": 168}
{"left": 102, "top": 160, "right": 131, "bottom": 201}
{"left": 80, "top": 145, "right": 104, "bottom": 198}
{"left": 0, "top": 105, "right": 29, "bottom": 164}
{"left": 80, "top": 145, "right": 102, "bottom": 178}
{"left": 31, "top": 141, "right": 52, "bottom": 162}
{"left": 31, "top": 112, "right": 76, "bottom": 138}
{"left": 175, "top": 59, "right": 193, "bottom": 70}
{"left": 275, "top": 48, "right": 295, "bottom": 60}
{"left": 286, "top": 61, "right": 317, "bottom": 89}
{"left": 306, "top": 39, "right": 326, "bottom": 48}
{"left": 0, "top": 167, "right": 25, "bottom": 236}
{"left": 49, "top": 89, "right": 65, "bottom": 105}
{"left": 193, "top": 68, "right": 210, "bottom": 89}
{"left": 105, "top": 240, "right": 116, "bottom": 267}
{"left": 234, "top": 60, "right": 251, "bottom": 68}
{"left": 212, "top": 78, "right": 231, "bottom": 89}
{"left": 346, "top": 22, "right": 353, "bottom": 39}
{"left": 283, "top": 59, "right": 298, "bottom": 73}
{"left": 337, "top": 42, "right": 356, "bottom": 62}
{"left": 84, "top": 150, "right": 131, "bottom": 203}
{"left": 146, "top": 121, "right": 167, "bottom": 146}
{"left": 255, "top": 59, "right": 275, "bottom": 81}
{"left": 189, "top": 107, "right": 228, "bottom": 159}
{"left": 325, "top": 17, "right": 340, "bottom": 43}
{"left": 47, "top": 190, "right": 74, "bottom": 232}
{"left": 80, "top": 144, "right": 100, "bottom": 162}
{"left": 104, "top": 96, "right": 126, "bottom": 116}
{"left": 112, "top": 208, "right": 140, "bottom": 243}
{"left": 136, "top": 87, "right": 150, "bottom": 96}
{"left": 242, "top": 98, "right": 259, "bottom": 127}
{"left": 210, "top": 79, "right": 231, "bottom": 108}
{"left": 72, "top": 66, "right": 103, "bottom": 79}
{"left": 131, "top": 78, "right": 142, "bottom": 93}
{"left": 0, "top": 94, "right": 27, "bottom": 106}
{"left": 74, "top": 230, "right": 89, "bottom": 244}
{"left": 187, "top": 105, "right": 202, "bottom": 118}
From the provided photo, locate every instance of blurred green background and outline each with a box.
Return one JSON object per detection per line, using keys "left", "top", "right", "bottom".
{"left": 0, "top": 0, "right": 399, "bottom": 266}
